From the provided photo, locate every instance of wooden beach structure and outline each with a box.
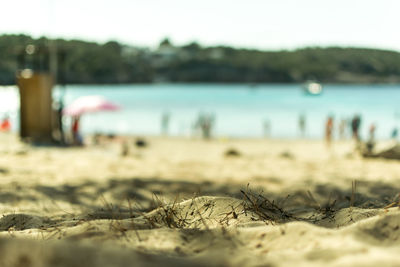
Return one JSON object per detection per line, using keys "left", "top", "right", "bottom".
{"left": 16, "top": 44, "right": 63, "bottom": 144}
{"left": 17, "top": 71, "right": 55, "bottom": 143}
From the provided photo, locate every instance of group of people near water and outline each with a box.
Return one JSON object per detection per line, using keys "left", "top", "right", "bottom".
{"left": 194, "top": 113, "right": 216, "bottom": 139}
{"left": 324, "top": 114, "right": 364, "bottom": 146}
{"left": 322, "top": 114, "right": 399, "bottom": 153}
{"left": 160, "top": 111, "right": 399, "bottom": 145}
{"left": 160, "top": 111, "right": 216, "bottom": 139}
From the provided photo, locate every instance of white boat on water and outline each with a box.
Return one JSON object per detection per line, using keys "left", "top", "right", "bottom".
{"left": 303, "top": 81, "right": 322, "bottom": 95}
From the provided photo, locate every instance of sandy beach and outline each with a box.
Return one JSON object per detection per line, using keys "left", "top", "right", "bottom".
{"left": 0, "top": 133, "right": 399, "bottom": 266}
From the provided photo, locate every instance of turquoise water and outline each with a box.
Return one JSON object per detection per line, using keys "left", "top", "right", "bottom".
{"left": 1, "top": 84, "right": 400, "bottom": 139}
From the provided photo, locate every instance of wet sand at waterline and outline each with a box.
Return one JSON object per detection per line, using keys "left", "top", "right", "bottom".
{"left": 0, "top": 133, "right": 399, "bottom": 266}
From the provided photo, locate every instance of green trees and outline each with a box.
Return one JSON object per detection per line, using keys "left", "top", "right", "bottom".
{"left": 1, "top": 34, "right": 400, "bottom": 85}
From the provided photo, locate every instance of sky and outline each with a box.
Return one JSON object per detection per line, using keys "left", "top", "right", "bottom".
{"left": 1, "top": 0, "right": 400, "bottom": 51}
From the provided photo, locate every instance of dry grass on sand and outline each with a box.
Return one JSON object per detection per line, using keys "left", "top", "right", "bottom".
{"left": 0, "top": 134, "right": 399, "bottom": 266}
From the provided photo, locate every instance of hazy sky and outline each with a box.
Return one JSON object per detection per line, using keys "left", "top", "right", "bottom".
{"left": 1, "top": 0, "right": 400, "bottom": 50}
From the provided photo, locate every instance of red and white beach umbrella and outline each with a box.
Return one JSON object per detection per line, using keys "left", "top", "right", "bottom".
{"left": 63, "top": 95, "right": 120, "bottom": 116}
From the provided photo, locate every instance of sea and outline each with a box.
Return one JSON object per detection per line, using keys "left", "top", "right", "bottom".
{"left": 1, "top": 83, "right": 400, "bottom": 140}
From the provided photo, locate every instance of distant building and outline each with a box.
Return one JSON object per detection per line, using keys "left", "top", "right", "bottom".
{"left": 152, "top": 38, "right": 180, "bottom": 68}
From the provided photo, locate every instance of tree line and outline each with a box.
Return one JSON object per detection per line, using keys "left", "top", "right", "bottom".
{"left": 1, "top": 34, "right": 400, "bottom": 85}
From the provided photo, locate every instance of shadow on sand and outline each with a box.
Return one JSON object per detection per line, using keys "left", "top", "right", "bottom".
{"left": 27, "top": 177, "right": 400, "bottom": 215}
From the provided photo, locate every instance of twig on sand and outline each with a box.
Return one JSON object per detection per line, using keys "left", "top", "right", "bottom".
{"left": 383, "top": 193, "right": 400, "bottom": 211}
{"left": 127, "top": 198, "right": 142, "bottom": 241}
{"left": 350, "top": 180, "right": 357, "bottom": 207}
{"left": 240, "top": 189, "right": 293, "bottom": 224}
{"left": 307, "top": 190, "right": 321, "bottom": 210}
{"left": 192, "top": 198, "right": 210, "bottom": 230}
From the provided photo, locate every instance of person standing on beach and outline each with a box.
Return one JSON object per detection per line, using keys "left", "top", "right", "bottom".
{"left": 202, "top": 114, "right": 213, "bottom": 139}
{"left": 72, "top": 116, "right": 82, "bottom": 145}
{"left": 351, "top": 115, "right": 362, "bottom": 141}
{"left": 298, "top": 113, "right": 306, "bottom": 137}
{"left": 366, "top": 123, "right": 376, "bottom": 153}
{"left": 0, "top": 115, "right": 10, "bottom": 132}
{"left": 369, "top": 123, "right": 376, "bottom": 141}
{"left": 338, "top": 118, "right": 347, "bottom": 139}
{"left": 263, "top": 118, "right": 271, "bottom": 137}
{"left": 391, "top": 127, "right": 398, "bottom": 142}
{"left": 161, "top": 111, "right": 170, "bottom": 136}
{"left": 325, "top": 116, "right": 334, "bottom": 147}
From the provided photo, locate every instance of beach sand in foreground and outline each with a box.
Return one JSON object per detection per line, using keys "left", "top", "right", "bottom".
{"left": 0, "top": 134, "right": 399, "bottom": 266}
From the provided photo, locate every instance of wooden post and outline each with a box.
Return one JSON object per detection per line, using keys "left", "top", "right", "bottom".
{"left": 17, "top": 71, "right": 54, "bottom": 143}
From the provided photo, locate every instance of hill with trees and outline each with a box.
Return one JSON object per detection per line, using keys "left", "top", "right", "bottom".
{"left": 1, "top": 34, "right": 400, "bottom": 85}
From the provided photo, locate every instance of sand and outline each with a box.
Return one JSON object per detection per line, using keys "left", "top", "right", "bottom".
{"left": 0, "top": 133, "right": 399, "bottom": 266}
